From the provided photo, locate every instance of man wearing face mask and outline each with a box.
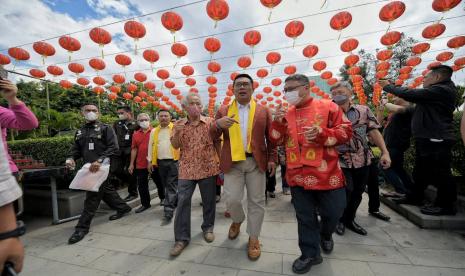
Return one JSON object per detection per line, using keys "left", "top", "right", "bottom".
{"left": 66, "top": 104, "right": 131, "bottom": 244}
{"left": 269, "top": 74, "right": 352, "bottom": 274}
{"left": 379, "top": 65, "right": 458, "bottom": 216}
{"left": 169, "top": 93, "right": 221, "bottom": 257}
{"left": 147, "top": 109, "right": 179, "bottom": 221}
{"left": 112, "top": 106, "right": 138, "bottom": 202}
{"left": 330, "top": 81, "right": 391, "bottom": 237}
{"left": 211, "top": 74, "right": 277, "bottom": 261}
{"left": 128, "top": 113, "right": 154, "bottom": 214}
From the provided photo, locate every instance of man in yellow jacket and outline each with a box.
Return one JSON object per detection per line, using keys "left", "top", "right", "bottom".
{"left": 147, "top": 109, "right": 180, "bottom": 222}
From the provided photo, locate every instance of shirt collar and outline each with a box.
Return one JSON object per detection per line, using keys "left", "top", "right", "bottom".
{"left": 180, "top": 116, "right": 207, "bottom": 125}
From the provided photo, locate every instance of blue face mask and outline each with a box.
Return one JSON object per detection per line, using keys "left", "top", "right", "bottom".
{"left": 332, "top": 94, "right": 349, "bottom": 105}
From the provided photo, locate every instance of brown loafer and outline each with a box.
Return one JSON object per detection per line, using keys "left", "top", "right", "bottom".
{"left": 204, "top": 232, "right": 215, "bottom": 243}
{"left": 248, "top": 237, "right": 261, "bottom": 260}
{"left": 170, "top": 241, "right": 187, "bottom": 257}
{"left": 228, "top": 222, "right": 241, "bottom": 240}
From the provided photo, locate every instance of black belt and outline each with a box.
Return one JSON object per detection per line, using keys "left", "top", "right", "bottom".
{"left": 245, "top": 152, "right": 253, "bottom": 157}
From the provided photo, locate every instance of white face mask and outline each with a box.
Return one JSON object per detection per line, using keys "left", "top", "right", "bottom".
{"left": 118, "top": 114, "right": 127, "bottom": 120}
{"left": 84, "top": 112, "right": 98, "bottom": 122}
{"left": 139, "top": 121, "right": 150, "bottom": 129}
{"left": 285, "top": 90, "right": 301, "bottom": 106}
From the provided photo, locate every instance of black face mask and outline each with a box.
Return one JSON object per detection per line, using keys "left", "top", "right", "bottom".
{"left": 332, "top": 94, "right": 349, "bottom": 105}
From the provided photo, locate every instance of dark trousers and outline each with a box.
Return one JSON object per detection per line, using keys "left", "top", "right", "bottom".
{"left": 291, "top": 186, "right": 346, "bottom": 258}
{"left": 174, "top": 176, "right": 217, "bottom": 243}
{"left": 150, "top": 167, "right": 165, "bottom": 200}
{"left": 134, "top": 169, "right": 151, "bottom": 207}
{"left": 340, "top": 166, "right": 369, "bottom": 224}
{"left": 381, "top": 148, "right": 411, "bottom": 194}
{"left": 266, "top": 171, "right": 276, "bottom": 193}
{"left": 158, "top": 159, "right": 178, "bottom": 217}
{"left": 111, "top": 151, "right": 136, "bottom": 196}
{"left": 76, "top": 180, "right": 130, "bottom": 232}
{"left": 412, "top": 139, "right": 456, "bottom": 208}
{"left": 281, "top": 165, "right": 289, "bottom": 189}
{"left": 367, "top": 159, "right": 381, "bottom": 213}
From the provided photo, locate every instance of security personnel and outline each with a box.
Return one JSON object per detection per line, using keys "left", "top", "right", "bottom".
{"left": 112, "top": 106, "right": 139, "bottom": 201}
{"left": 66, "top": 104, "right": 131, "bottom": 244}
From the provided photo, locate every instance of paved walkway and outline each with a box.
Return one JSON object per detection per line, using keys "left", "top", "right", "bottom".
{"left": 21, "top": 185, "right": 465, "bottom": 276}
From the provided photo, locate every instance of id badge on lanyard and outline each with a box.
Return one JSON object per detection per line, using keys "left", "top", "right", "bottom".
{"left": 89, "top": 142, "right": 95, "bottom": 151}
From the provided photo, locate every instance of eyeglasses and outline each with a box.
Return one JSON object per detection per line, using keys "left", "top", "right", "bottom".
{"left": 283, "top": 84, "right": 306, "bottom": 93}
{"left": 234, "top": 82, "right": 252, "bottom": 88}
{"left": 138, "top": 119, "right": 149, "bottom": 122}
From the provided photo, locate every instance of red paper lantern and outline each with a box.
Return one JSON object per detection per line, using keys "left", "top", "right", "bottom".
{"left": 206, "top": 0, "right": 229, "bottom": 27}
{"left": 123, "top": 92, "right": 133, "bottom": 100}
{"left": 0, "top": 54, "right": 11, "bottom": 65}
{"left": 428, "top": 61, "right": 442, "bottom": 69}
{"left": 273, "top": 91, "right": 281, "bottom": 97}
{"left": 452, "top": 65, "right": 463, "bottom": 71}
{"left": 113, "top": 74, "right": 125, "bottom": 84}
{"left": 134, "top": 72, "right": 147, "bottom": 83}
{"left": 204, "top": 37, "right": 221, "bottom": 55}
{"left": 108, "top": 93, "right": 118, "bottom": 101}
{"left": 330, "top": 11, "right": 352, "bottom": 31}
{"left": 327, "top": 78, "right": 338, "bottom": 86}
{"left": 115, "top": 54, "right": 132, "bottom": 67}
{"left": 93, "top": 76, "right": 106, "bottom": 86}
{"left": 208, "top": 61, "right": 221, "bottom": 73}
{"left": 89, "top": 58, "right": 106, "bottom": 71}
{"left": 190, "top": 87, "right": 199, "bottom": 93}
{"left": 171, "top": 43, "right": 188, "bottom": 59}
{"left": 285, "top": 20, "right": 304, "bottom": 46}
{"left": 256, "top": 69, "right": 269, "bottom": 79}
{"left": 432, "top": 0, "right": 462, "bottom": 12}
{"left": 313, "top": 61, "right": 327, "bottom": 72}
{"left": 380, "top": 31, "right": 402, "bottom": 46}
{"left": 230, "top": 72, "right": 239, "bottom": 81}
{"left": 124, "top": 20, "right": 146, "bottom": 54}
{"left": 344, "top": 54, "right": 359, "bottom": 67}
{"left": 89, "top": 27, "right": 112, "bottom": 58}
{"left": 77, "top": 77, "right": 90, "bottom": 86}
{"left": 29, "top": 69, "right": 46, "bottom": 78}
{"left": 237, "top": 56, "right": 252, "bottom": 69}
{"left": 68, "top": 63, "right": 84, "bottom": 75}
{"left": 186, "top": 78, "right": 196, "bottom": 86}
{"left": 376, "top": 61, "right": 390, "bottom": 71}
{"left": 244, "top": 30, "right": 261, "bottom": 48}
{"left": 60, "top": 80, "right": 73, "bottom": 89}
{"left": 377, "top": 49, "right": 393, "bottom": 61}
{"left": 181, "top": 65, "right": 194, "bottom": 76}
{"left": 447, "top": 36, "right": 465, "bottom": 49}
{"left": 161, "top": 11, "right": 183, "bottom": 33}
{"left": 399, "top": 66, "right": 413, "bottom": 74}
{"left": 127, "top": 83, "right": 138, "bottom": 93}
{"left": 93, "top": 86, "right": 104, "bottom": 95}
{"left": 271, "top": 78, "right": 282, "bottom": 86}
{"left": 284, "top": 65, "right": 297, "bottom": 75}
{"left": 422, "top": 23, "right": 446, "bottom": 39}
{"left": 260, "top": 0, "right": 282, "bottom": 21}
{"left": 340, "top": 38, "right": 359, "bottom": 53}
{"left": 110, "top": 86, "right": 121, "bottom": 94}
{"left": 208, "top": 86, "right": 218, "bottom": 94}
{"left": 347, "top": 66, "right": 361, "bottom": 75}
{"left": 454, "top": 57, "right": 465, "bottom": 67}
{"left": 58, "top": 35, "right": 81, "bottom": 61}
{"left": 144, "top": 82, "right": 156, "bottom": 91}
{"left": 134, "top": 96, "right": 142, "bottom": 103}
{"left": 171, "top": 89, "right": 181, "bottom": 96}
{"left": 143, "top": 49, "right": 159, "bottom": 64}
{"left": 412, "top": 42, "right": 430, "bottom": 55}
{"left": 263, "top": 87, "right": 272, "bottom": 93}
{"left": 266, "top": 52, "right": 281, "bottom": 65}
{"left": 47, "top": 65, "right": 63, "bottom": 76}
{"left": 436, "top": 51, "right": 454, "bottom": 62}
{"left": 320, "top": 71, "right": 333, "bottom": 80}
{"left": 302, "top": 44, "right": 319, "bottom": 59}
{"left": 8, "top": 47, "right": 30, "bottom": 61}
{"left": 379, "top": 1, "right": 406, "bottom": 22}
{"left": 164, "top": 80, "right": 175, "bottom": 89}
{"left": 406, "top": 56, "right": 422, "bottom": 67}
{"left": 206, "top": 76, "right": 217, "bottom": 85}
{"left": 157, "top": 69, "right": 170, "bottom": 80}
{"left": 33, "top": 41, "right": 55, "bottom": 64}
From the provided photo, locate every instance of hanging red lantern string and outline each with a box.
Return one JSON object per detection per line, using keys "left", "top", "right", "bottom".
{"left": 29, "top": 69, "right": 46, "bottom": 79}
{"left": 243, "top": 30, "right": 261, "bottom": 57}
{"left": 237, "top": 56, "right": 252, "bottom": 70}
{"left": 284, "top": 20, "right": 304, "bottom": 48}
{"left": 436, "top": 51, "right": 454, "bottom": 62}
{"left": 134, "top": 72, "right": 147, "bottom": 83}
{"left": 340, "top": 38, "right": 358, "bottom": 53}
{"left": 144, "top": 81, "right": 156, "bottom": 92}
{"left": 380, "top": 31, "right": 402, "bottom": 48}
{"left": 422, "top": 23, "right": 446, "bottom": 40}
{"left": 284, "top": 65, "right": 297, "bottom": 75}
{"left": 260, "top": 0, "right": 282, "bottom": 21}
{"left": 124, "top": 20, "right": 146, "bottom": 55}
{"left": 156, "top": 69, "right": 170, "bottom": 90}
{"left": 60, "top": 80, "right": 73, "bottom": 90}
{"left": 271, "top": 78, "right": 282, "bottom": 87}
{"left": 206, "top": 0, "right": 229, "bottom": 28}
{"left": 161, "top": 11, "right": 183, "bottom": 43}
{"left": 302, "top": 44, "right": 319, "bottom": 66}
{"left": 89, "top": 58, "right": 106, "bottom": 75}
{"left": 114, "top": 54, "right": 131, "bottom": 77}
{"left": 68, "top": 62, "right": 84, "bottom": 76}
{"left": 46, "top": 65, "right": 63, "bottom": 78}
{"left": 330, "top": 11, "right": 352, "bottom": 40}
{"left": 208, "top": 61, "right": 221, "bottom": 74}
{"left": 58, "top": 35, "right": 81, "bottom": 62}
{"left": 344, "top": 54, "right": 359, "bottom": 67}
{"left": 447, "top": 36, "right": 465, "bottom": 51}
{"left": 32, "top": 41, "right": 55, "bottom": 65}
{"left": 377, "top": 49, "right": 393, "bottom": 61}
{"left": 171, "top": 42, "right": 188, "bottom": 67}
{"left": 313, "top": 60, "right": 327, "bottom": 72}
{"left": 266, "top": 51, "right": 281, "bottom": 72}
{"left": 411, "top": 42, "right": 430, "bottom": 56}
{"left": 186, "top": 78, "right": 196, "bottom": 87}
{"left": 112, "top": 74, "right": 125, "bottom": 85}
{"left": 432, "top": 0, "right": 462, "bottom": 22}
{"left": 204, "top": 37, "right": 221, "bottom": 60}
{"left": 256, "top": 68, "right": 268, "bottom": 84}
{"left": 181, "top": 65, "right": 194, "bottom": 77}
{"left": 93, "top": 76, "right": 106, "bottom": 86}
{"left": 8, "top": 47, "right": 30, "bottom": 70}
{"left": 378, "top": 1, "right": 406, "bottom": 32}
{"left": 0, "top": 54, "right": 11, "bottom": 66}
{"left": 406, "top": 56, "right": 422, "bottom": 67}
{"left": 142, "top": 49, "right": 159, "bottom": 72}
{"left": 89, "top": 27, "right": 112, "bottom": 58}
{"left": 206, "top": 75, "right": 218, "bottom": 85}
{"left": 77, "top": 77, "right": 90, "bottom": 86}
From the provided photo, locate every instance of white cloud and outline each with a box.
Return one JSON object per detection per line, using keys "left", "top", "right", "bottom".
{"left": 86, "top": 0, "right": 132, "bottom": 16}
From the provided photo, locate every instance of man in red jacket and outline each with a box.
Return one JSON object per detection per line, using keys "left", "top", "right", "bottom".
{"left": 269, "top": 74, "right": 352, "bottom": 274}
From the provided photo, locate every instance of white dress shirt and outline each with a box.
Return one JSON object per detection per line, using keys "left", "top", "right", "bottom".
{"left": 238, "top": 103, "right": 250, "bottom": 151}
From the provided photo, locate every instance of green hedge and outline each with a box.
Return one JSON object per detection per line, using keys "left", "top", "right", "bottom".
{"left": 8, "top": 136, "right": 74, "bottom": 167}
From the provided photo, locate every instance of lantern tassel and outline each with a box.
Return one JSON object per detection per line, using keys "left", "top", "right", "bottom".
{"left": 337, "top": 31, "right": 342, "bottom": 41}
{"left": 251, "top": 46, "right": 255, "bottom": 59}
{"left": 292, "top": 38, "right": 296, "bottom": 48}
{"left": 100, "top": 44, "right": 105, "bottom": 59}
{"left": 320, "top": 0, "right": 327, "bottom": 9}
{"left": 268, "top": 8, "right": 273, "bottom": 22}
{"left": 68, "top": 51, "right": 72, "bottom": 62}
{"left": 134, "top": 39, "right": 138, "bottom": 55}
{"left": 270, "top": 65, "right": 274, "bottom": 73}
{"left": 386, "top": 23, "right": 391, "bottom": 33}
{"left": 42, "top": 55, "right": 45, "bottom": 65}
{"left": 214, "top": 20, "right": 218, "bottom": 28}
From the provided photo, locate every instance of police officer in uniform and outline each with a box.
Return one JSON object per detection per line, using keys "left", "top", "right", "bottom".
{"left": 112, "top": 106, "right": 139, "bottom": 201}
{"left": 66, "top": 104, "right": 131, "bottom": 244}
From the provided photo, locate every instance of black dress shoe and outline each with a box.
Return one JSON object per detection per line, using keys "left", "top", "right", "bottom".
{"left": 109, "top": 208, "right": 131, "bottom": 220}
{"left": 345, "top": 221, "right": 367, "bottom": 236}
{"left": 335, "top": 222, "right": 345, "bottom": 236}
{"left": 123, "top": 194, "right": 138, "bottom": 202}
{"left": 292, "top": 255, "right": 323, "bottom": 274}
{"left": 135, "top": 205, "right": 151, "bottom": 213}
{"left": 320, "top": 236, "right": 334, "bottom": 254}
{"left": 420, "top": 206, "right": 457, "bottom": 216}
{"left": 369, "top": 211, "right": 391, "bottom": 221}
{"left": 68, "top": 231, "right": 88, "bottom": 244}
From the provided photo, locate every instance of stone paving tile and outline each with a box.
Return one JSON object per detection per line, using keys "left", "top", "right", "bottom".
{"left": 77, "top": 232, "right": 152, "bottom": 254}
{"left": 333, "top": 226, "right": 397, "bottom": 247}
{"left": 140, "top": 240, "right": 212, "bottom": 264}
{"left": 328, "top": 243, "right": 411, "bottom": 264}
{"left": 22, "top": 236, "right": 65, "bottom": 257}
{"left": 153, "top": 259, "right": 238, "bottom": 276}
{"left": 282, "top": 255, "right": 375, "bottom": 276}
{"left": 87, "top": 250, "right": 165, "bottom": 275}
{"left": 237, "top": 270, "right": 285, "bottom": 276}
{"left": 203, "top": 246, "right": 283, "bottom": 274}
{"left": 40, "top": 243, "right": 108, "bottom": 266}
{"left": 398, "top": 247, "right": 465, "bottom": 269}
{"left": 368, "top": 262, "right": 465, "bottom": 276}
{"left": 22, "top": 255, "right": 110, "bottom": 276}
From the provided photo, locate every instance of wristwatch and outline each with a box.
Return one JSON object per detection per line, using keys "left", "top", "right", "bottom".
{"left": 97, "top": 158, "right": 104, "bottom": 163}
{"left": 0, "top": 221, "right": 26, "bottom": 240}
